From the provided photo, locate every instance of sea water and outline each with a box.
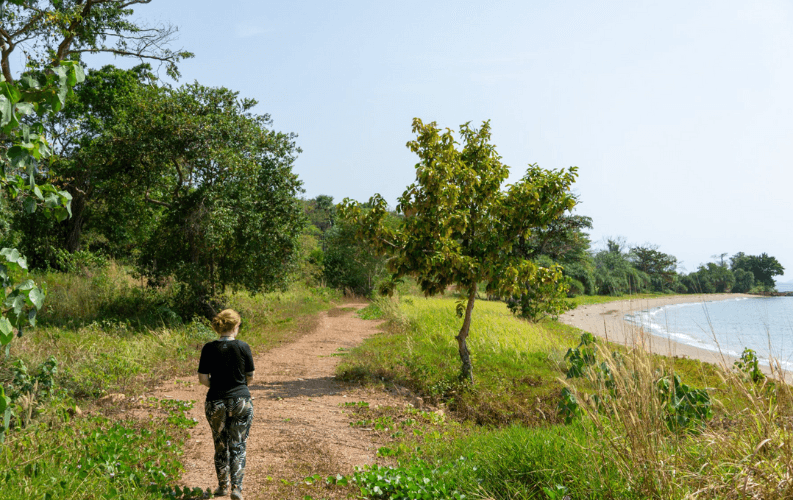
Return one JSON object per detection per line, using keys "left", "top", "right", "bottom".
{"left": 625, "top": 294, "right": 793, "bottom": 372}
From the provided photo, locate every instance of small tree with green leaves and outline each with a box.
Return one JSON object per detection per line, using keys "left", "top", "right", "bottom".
{"left": 0, "top": 60, "right": 86, "bottom": 440}
{"left": 341, "top": 118, "right": 578, "bottom": 382}
{"left": 730, "top": 252, "right": 785, "bottom": 290}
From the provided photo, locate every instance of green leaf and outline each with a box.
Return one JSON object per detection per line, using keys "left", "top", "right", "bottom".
{"left": 9, "top": 295, "right": 26, "bottom": 316}
{"left": 6, "top": 145, "right": 24, "bottom": 160}
{"left": 33, "top": 186, "right": 43, "bottom": 200}
{"left": 0, "top": 387, "right": 8, "bottom": 414}
{"left": 0, "top": 95, "right": 11, "bottom": 128}
{"left": 53, "top": 207, "right": 69, "bottom": 222}
{"left": 16, "top": 279, "right": 35, "bottom": 291}
{"left": 22, "top": 197, "right": 36, "bottom": 214}
{"left": 14, "top": 102, "right": 34, "bottom": 116}
{"left": 0, "top": 248, "right": 28, "bottom": 270}
{"left": 47, "top": 93, "right": 63, "bottom": 113}
{"left": 19, "top": 75, "right": 40, "bottom": 90}
{"left": 0, "top": 318, "right": 12, "bottom": 346}
{"left": 57, "top": 82, "right": 69, "bottom": 107}
{"left": 73, "top": 64, "right": 86, "bottom": 84}
{"left": 26, "top": 156, "right": 37, "bottom": 187}
{"left": 28, "top": 308, "right": 36, "bottom": 328}
{"left": 44, "top": 193, "right": 60, "bottom": 208}
{"left": 0, "top": 82, "right": 21, "bottom": 103}
{"left": 28, "top": 286, "right": 44, "bottom": 309}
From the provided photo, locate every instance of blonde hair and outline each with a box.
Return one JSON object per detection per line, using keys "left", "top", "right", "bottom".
{"left": 211, "top": 309, "right": 241, "bottom": 335}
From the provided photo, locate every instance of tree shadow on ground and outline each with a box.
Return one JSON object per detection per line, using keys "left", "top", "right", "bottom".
{"left": 249, "top": 377, "right": 345, "bottom": 399}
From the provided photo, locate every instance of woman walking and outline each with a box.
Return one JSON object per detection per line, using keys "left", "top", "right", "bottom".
{"left": 198, "top": 309, "right": 255, "bottom": 500}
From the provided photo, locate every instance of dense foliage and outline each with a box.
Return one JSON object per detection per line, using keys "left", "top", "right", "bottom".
{"left": 111, "top": 83, "right": 305, "bottom": 317}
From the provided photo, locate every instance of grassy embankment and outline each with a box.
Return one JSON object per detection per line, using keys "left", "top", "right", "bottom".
{"left": 334, "top": 291, "right": 792, "bottom": 499}
{"left": 0, "top": 263, "right": 339, "bottom": 500}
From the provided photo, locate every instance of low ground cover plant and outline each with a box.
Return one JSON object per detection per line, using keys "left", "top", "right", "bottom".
{"left": 0, "top": 399, "right": 199, "bottom": 500}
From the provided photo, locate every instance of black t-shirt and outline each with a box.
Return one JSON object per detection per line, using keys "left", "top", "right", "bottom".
{"left": 198, "top": 339, "right": 255, "bottom": 401}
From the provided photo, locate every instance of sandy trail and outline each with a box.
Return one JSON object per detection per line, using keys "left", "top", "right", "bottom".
{"left": 149, "top": 303, "right": 408, "bottom": 499}
{"left": 559, "top": 293, "right": 792, "bottom": 384}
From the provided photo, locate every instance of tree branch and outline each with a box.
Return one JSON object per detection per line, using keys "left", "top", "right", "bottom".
{"left": 379, "top": 236, "right": 398, "bottom": 249}
{"left": 172, "top": 157, "right": 185, "bottom": 197}
{"left": 145, "top": 188, "right": 171, "bottom": 208}
{"left": 72, "top": 48, "right": 179, "bottom": 63}
{"left": 53, "top": 0, "right": 99, "bottom": 64}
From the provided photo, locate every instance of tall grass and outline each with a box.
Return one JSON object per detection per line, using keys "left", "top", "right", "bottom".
{"left": 560, "top": 317, "right": 793, "bottom": 498}
{"left": 4, "top": 264, "right": 340, "bottom": 399}
{"left": 1, "top": 264, "right": 341, "bottom": 498}
{"left": 339, "top": 296, "right": 581, "bottom": 425}
{"left": 344, "top": 293, "right": 792, "bottom": 499}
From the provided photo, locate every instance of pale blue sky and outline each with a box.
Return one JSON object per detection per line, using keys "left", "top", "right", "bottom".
{"left": 84, "top": 0, "right": 793, "bottom": 280}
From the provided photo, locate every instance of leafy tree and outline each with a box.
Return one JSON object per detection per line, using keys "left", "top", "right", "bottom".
{"left": 630, "top": 244, "right": 678, "bottom": 292}
{"left": 524, "top": 213, "right": 593, "bottom": 263}
{"left": 341, "top": 119, "right": 578, "bottom": 382}
{"left": 0, "top": 61, "right": 88, "bottom": 353}
{"left": 322, "top": 214, "right": 391, "bottom": 296}
{"left": 506, "top": 255, "right": 573, "bottom": 322}
{"left": 505, "top": 212, "right": 591, "bottom": 316}
{"left": 562, "top": 260, "right": 596, "bottom": 296}
{"left": 0, "top": 0, "right": 192, "bottom": 83}
{"left": 304, "top": 194, "right": 336, "bottom": 234}
{"left": 592, "top": 240, "right": 647, "bottom": 296}
{"left": 517, "top": 211, "right": 595, "bottom": 297}
{"left": 93, "top": 83, "right": 305, "bottom": 317}
{"left": 294, "top": 222, "right": 324, "bottom": 287}
{"left": 731, "top": 268, "right": 755, "bottom": 293}
{"left": 730, "top": 252, "right": 784, "bottom": 289}
{"left": 0, "top": 61, "right": 87, "bottom": 439}
{"left": 0, "top": 0, "right": 190, "bottom": 439}
{"left": 13, "top": 64, "right": 159, "bottom": 267}
{"left": 682, "top": 263, "right": 734, "bottom": 293}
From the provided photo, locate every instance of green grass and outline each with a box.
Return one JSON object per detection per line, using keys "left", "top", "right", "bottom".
{"left": 339, "top": 292, "right": 793, "bottom": 499}
{"left": 3, "top": 264, "right": 339, "bottom": 400}
{"left": 338, "top": 296, "right": 581, "bottom": 425}
{"left": 341, "top": 403, "right": 630, "bottom": 499}
{"left": 565, "top": 291, "right": 677, "bottom": 307}
{"left": 0, "top": 264, "right": 342, "bottom": 498}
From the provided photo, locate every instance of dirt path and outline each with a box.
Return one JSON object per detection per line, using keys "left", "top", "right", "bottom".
{"left": 149, "top": 303, "right": 408, "bottom": 499}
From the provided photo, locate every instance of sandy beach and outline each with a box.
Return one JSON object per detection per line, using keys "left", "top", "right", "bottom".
{"left": 559, "top": 294, "right": 793, "bottom": 385}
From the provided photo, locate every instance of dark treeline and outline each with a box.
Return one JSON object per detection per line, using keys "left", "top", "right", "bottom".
{"left": 302, "top": 197, "right": 785, "bottom": 321}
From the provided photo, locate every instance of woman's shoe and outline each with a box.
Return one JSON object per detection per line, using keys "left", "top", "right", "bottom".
{"left": 230, "top": 487, "right": 243, "bottom": 500}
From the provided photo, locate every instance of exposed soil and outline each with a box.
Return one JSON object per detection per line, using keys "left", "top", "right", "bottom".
{"left": 147, "top": 303, "right": 411, "bottom": 499}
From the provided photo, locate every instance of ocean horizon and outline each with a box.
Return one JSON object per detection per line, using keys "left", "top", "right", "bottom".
{"left": 625, "top": 294, "right": 793, "bottom": 373}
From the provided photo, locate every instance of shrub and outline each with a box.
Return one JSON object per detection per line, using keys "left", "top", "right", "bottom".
{"left": 506, "top": 265, "right": 574, "bottom": 322}
{"left": 732, "top": 268, "right": 755, "bottom": 293}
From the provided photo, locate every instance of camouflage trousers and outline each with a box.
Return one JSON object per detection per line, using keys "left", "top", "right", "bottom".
{"left": 205, "top": 397, "right": 254, "bottom": 491}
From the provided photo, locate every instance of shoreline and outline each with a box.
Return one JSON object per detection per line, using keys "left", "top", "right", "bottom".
{"left": 559, "top": 294, "right": 793, "bottom": 385}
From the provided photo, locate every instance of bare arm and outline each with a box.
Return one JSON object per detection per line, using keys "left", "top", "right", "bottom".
{"left": 198, "top": 373, "right": 210, "bottom": 388}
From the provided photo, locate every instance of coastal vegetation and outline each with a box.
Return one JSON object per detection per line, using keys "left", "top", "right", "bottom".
{"left": 0, "top": 2, "right": 791, "bottom": 499}
{"left": 337, "top": 294, "right": 792, "bottom": 499}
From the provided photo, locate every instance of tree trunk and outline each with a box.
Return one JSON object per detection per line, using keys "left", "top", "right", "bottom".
{"left": 63, "top": 169, "right": 91, "bottom": 253}
{"left": 64, "top": 189, "right": 86, "bottom": 253}
{"left": 455, "top": 282, "right": 477, "bottom": 384}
